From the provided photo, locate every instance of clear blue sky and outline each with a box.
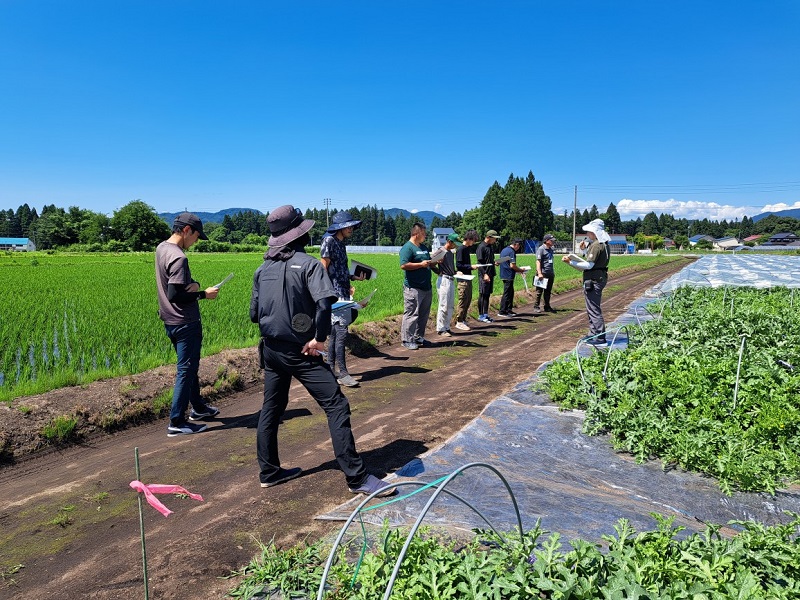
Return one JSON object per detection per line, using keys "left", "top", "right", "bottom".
{"left": 1, "top": 1, "right": 798, "bottom": 222}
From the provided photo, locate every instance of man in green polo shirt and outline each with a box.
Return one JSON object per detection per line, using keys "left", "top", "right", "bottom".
{"left": 399, "top": 222, "right": 435, "bottom": 350}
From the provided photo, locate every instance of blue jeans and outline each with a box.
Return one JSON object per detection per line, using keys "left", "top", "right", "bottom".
{"left": 165, "top": 320, "right": 205, "bottom": 425}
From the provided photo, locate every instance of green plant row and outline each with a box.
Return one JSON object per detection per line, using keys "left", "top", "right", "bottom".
{"left": 228, "top": 515, "right": 800, "bottom": 599}
{"left": 541, "top": 286, "right": 800, "bottom": 494}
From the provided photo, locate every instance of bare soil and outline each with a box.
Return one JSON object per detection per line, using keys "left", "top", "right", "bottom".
{"left": 0, "top": 259, "right": 689, "bottom": 599}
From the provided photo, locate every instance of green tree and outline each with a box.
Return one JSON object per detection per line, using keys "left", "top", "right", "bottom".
{"left": 604, "top": 203, "right": 622, "bottom": 234}
{"left": 505, "top": 176, "right": 531, "bottom": 240}
{"left": 641, "top": 211, "right": 659, "bottom": 235}
{"left": 109, "top": 200, "right": 170, "bottom": 251}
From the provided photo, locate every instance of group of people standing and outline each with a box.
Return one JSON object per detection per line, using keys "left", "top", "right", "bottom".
{"left": 153, "top": 206, "right": 612, "bottom": 497}
{"left": 399, "top": 219, "right": 611, "bottom": 343}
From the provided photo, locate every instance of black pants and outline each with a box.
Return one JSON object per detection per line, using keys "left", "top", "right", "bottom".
{"left": 534, "top": 274, "right": 554, "bottom": 309}
{"left": 256, "top": 340, "right": 367, "bottom": 488}
{"left": 477, "top": 278, "right": 493, "bottom": 315}
{"left": 499, "top": 279, "right": 515, "bottom": 313}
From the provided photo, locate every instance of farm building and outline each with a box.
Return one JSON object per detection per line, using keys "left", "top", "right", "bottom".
{"left": 713, "top": 236, "right": 741, "bottom": 250}
{"left": 0, "top": 237, "right": 35, "bottom": 251}
{"left": 430, "top": 228, "right": 455, "bottom": 251}
{"left": 565, "top": 234, "right": 631, "bottom": 254}
{"left": 752, "top": 232, "right": 800, "bottom": 251}
{"left": 689, "top": 234, "right": 714, "bottom": 246}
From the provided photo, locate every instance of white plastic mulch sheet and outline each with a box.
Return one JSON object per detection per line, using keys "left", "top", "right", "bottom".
{"left": 656, "top": 254, "right": 800, "bottom": 292}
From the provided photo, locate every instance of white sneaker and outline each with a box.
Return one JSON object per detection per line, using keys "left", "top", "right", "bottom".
{"left": 455, "top": 322, "right": 471, "bottom": 331}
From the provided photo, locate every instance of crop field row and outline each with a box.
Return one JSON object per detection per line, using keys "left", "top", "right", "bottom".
{"left": 0, "top": 251, "right": 672, "bottom": 402}
{"left": 542, "top": 285, "right": 800, "bottom": 494}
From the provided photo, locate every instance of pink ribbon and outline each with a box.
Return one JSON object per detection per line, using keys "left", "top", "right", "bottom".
{"left": 129, "top": 480, "right": 204, "bottom": 517}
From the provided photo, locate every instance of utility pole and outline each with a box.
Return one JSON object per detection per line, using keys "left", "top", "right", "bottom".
{"left": 324, "top": 198, "right": 331, "bottom": 228}
{"left": 572, "top": 185, "right": 577, "bottom": 252}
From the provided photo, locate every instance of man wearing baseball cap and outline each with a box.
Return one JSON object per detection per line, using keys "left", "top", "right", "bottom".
{"left": 155, "top": 212, "right": 220, "bottom": 437}
{"left": 534, "top": 234, "right": 557, "bottom": 313}
{"left": 435, "top": 232, "right": 462, "bottom": 336}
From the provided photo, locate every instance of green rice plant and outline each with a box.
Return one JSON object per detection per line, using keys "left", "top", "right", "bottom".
{"left": 0, "top": 251, "right": 675, "bottom": 403}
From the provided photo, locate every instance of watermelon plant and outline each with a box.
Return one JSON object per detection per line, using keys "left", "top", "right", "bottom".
{"left": 542, "top": 286, "right": 800, "bottom": 494}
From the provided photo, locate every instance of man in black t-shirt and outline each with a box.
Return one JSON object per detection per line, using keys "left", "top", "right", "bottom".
{"left": 475, "top": 230, "right": 500, "bottom": 323}
{"left": 454, "top": 230, "right": 480, "bottom": 330}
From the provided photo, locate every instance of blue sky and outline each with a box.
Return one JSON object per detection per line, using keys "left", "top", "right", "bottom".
{"left": 1, "top": 1, "right": 798, "bottom": 222}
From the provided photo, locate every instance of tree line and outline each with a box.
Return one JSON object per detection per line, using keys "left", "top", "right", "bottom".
{"left": 2, "top": 171, "right": 797, "bottom": 251}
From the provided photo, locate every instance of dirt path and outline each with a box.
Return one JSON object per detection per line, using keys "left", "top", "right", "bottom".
{"left": 0, "top": 259, "right": 688, "bottom": 599}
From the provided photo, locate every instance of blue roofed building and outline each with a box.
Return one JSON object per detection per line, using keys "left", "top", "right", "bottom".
{"left": 0, "top": 237, "right": 35, "bottom": 251}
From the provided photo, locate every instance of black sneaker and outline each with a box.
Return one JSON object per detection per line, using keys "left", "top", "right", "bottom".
{"left": 260, "top": 467, "right": 302, "bottom": 488}
{"left": 189, "top": 405, "right": 220, "bottom": 420}
{"left": 167, "top": 422, "right": 208, "bottom": 437}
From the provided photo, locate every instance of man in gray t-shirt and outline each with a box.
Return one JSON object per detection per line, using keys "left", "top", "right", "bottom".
{"left": 155, "top": 212, "right": 220, "bottom": 437}
{"left": 534, "top": 234, "right": 556, "bottom": 313}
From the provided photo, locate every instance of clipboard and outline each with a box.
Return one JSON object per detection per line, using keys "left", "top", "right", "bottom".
{"left": 567, "top": 253, "right": 587, "bottom": 263}
{"left": 213, "top": 273, "right": 235, "bottom": 288}
{"left": 429, "top": 248, "right": 447, "bottom": 264}
{"left": 533, "top": 276, "right": 549, "bottom": 289}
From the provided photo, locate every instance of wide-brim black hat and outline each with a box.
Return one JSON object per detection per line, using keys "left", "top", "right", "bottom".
{"left": 267, "top": 205, "right": 315, "bottom": 247}
{"left": 327, "top": 210, "right": 362, "bottom": 233}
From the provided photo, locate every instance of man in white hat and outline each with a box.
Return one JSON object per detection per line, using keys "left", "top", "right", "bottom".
{"left": 562, "top": 218, "right": 611, "bottom": 345}
{"left": 250, "top": 205, "right": 395, "bottom": 497}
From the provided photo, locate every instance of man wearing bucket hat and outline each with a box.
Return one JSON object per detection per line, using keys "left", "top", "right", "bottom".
{"left": 155, "top": 212, "right": 221, "bottom": 437}
{"left": 250, "top": 205, "right": 395, "bottom": 497}
{"left": 435, "top": 232, "right": 462, "bottom": 336}
{"left": 475, "top": 230, "right": 501, "bottom": 323}
{"left": 533, "top": 234, "right": 557, "bottom": 313}
{"left": 562, "top": 218, "right": 611, "bottom": 345}
{"left": 319, "top": 211, "right": 365, "bottom": 387}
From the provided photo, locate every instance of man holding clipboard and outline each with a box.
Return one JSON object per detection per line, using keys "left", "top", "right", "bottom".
{"left": 533, "top": 234, "right": 556, "bottom": 313}
{"left": 155, "top": 212, "right": 221, "bottom": 437}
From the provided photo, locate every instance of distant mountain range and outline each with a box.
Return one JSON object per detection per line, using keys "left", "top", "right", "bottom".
{"left": 751, "top": 208, "right": 800, "bottom": 222}
{"left": 158, "top": 207, "right": 446, "bottom": 226}
{"left": 158, "top": 208, "right": 264, "bottom": 224}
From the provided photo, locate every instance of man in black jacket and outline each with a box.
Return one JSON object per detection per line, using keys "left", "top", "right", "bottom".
{"left": 250, "top": 205, "right": 395, "bottom": 497}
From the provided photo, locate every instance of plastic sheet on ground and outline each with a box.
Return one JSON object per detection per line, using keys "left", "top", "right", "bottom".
{"left": 318, "top": 255, "right": 800, "bottom": 541}
{"left": 655, "top": 254, "right": 800, "bottom": 292}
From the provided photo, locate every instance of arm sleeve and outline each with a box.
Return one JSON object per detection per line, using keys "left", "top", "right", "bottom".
{"left": 568, "top": 259, "right": 595, "bottom": 271}
{"left": 167, "top": 283, "right": 202, "bottom": 304}
{"left": 314, "top": 297, "right": 333, "bottom": 342}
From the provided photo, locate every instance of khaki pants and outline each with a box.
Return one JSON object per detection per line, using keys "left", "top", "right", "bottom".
{"left": 455, "top": 278, "right": 473, "bottom": 322}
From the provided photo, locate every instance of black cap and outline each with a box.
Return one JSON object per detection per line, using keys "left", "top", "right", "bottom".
{"left": 173, "top": 212, "right": 208, "bottom": 240}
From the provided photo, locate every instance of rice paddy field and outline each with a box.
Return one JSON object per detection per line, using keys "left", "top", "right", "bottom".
{"left": 0, "top": 250, "right": 675, "bottom": 402}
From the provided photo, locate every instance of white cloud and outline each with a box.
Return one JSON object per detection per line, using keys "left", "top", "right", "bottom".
{"left": 761, "top": 201, "right": 800, "bottom": 213}
{"left": 434, "top": 203, "right": 442, "bottom": 213}
{"left": 616, "top": 199, "right": 761, "bottom": 221}
{"left": 410, "top": 208, "right": 419, "bottom": 214}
